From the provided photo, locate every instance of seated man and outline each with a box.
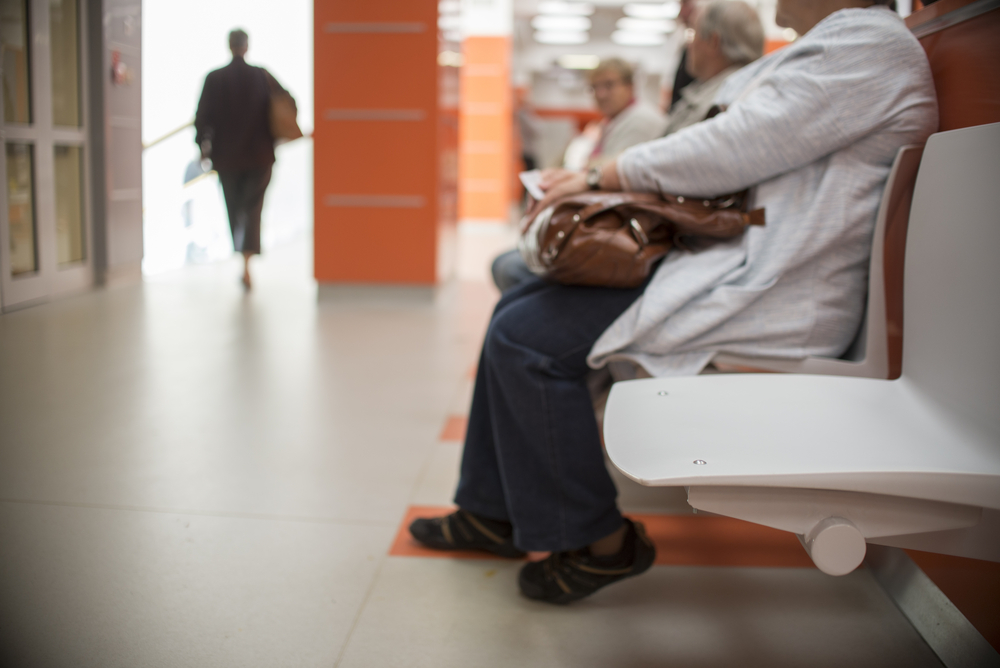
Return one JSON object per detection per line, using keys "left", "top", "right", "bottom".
{"left": 493, "top": 2, "right": 764, "bottom": 292}
{"left": 413, "top": 0, "right": 937, "bottom": 604}
{"left": 492, "top": 58, "right": 666, "bottom": 291}
{"left": 663, "top": 0, "right": 763, "bottom": 135}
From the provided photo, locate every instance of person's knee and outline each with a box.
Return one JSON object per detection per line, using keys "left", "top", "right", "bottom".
{"left": 492, "top": 250, "right": 533, "bottom": 293}
{"left": 483, "top": 300, "right": 538, "bottom": 370}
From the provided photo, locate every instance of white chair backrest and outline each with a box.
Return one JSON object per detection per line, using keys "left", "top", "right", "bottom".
{"left": 901, "top": 122, "right": 1000, "bottom": 440}
{"left": 711, "top": 144, "right": 923, "bottom": 379}
{"left": 841, "top": 144, "right": 924, "bottom": 370}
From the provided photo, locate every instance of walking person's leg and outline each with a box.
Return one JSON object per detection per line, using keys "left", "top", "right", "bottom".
{"left": 218, "top": 170, "right": 243, "bottom": 248}
{"left": 218, "top": 170, "right": 251, "bottom": 287}
{"left": 238, "top": 166, "right": 271, "bottom": 288}
{"left": 219, "top": 167, "right": 271, "bottom": 289}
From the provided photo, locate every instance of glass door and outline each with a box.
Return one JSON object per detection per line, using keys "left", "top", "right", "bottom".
{"left": 0, "top": 0, "right": 91, "bottom": 310}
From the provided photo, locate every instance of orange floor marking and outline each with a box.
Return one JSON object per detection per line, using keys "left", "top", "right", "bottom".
{"left": 439, "top": 415, "right": 468, "bottom": 442}
{"left": 638, "top": 513, "right": 814, "bottom": 568}
{"left": 390, "top": 505, "right": 814, "bottom": 568}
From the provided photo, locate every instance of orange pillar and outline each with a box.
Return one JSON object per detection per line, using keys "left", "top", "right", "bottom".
{"left": 313, "top": 0, "right": 455, "bottom": 284}
{"left": 458, "top": 38, "right": 512, "bottom": 223}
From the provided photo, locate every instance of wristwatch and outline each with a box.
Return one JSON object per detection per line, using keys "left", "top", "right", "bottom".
{"left": 585, "top": 166, "right": 602, "bottom": 191}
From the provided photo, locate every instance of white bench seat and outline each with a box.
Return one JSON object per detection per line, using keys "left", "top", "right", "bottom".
{"left": 605, "top": 374, "right": 1000, "bottom": 511}
{"left": 604, "top": 122, "right": 1000, "bottom": 576}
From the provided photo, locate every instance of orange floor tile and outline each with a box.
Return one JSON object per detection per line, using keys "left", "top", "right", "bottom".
{"left": 438, "top": 415, "right": 469, "bottom": 442}
{"left": 391, "top": 505, "right": 814, "bottom": 568}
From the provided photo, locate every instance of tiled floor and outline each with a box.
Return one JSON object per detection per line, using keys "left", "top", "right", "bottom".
{"left": 0, "top": 229, "right": 943, "bottom": 666}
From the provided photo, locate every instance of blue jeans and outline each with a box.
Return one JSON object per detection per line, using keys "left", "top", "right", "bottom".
{"left": 490, "top": 249, "right": 535, "bottom": 293}
{"left": 454, "top": 277, "right": 647, "bottom": 552}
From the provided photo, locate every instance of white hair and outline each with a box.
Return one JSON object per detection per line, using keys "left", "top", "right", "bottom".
{"left": 697, "top": 0, "right": 764, "bottom": 67}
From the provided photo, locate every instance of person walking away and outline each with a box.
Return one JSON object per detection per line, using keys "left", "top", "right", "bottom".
{"left": 195, "top": 29, "right": 293, "bottom": 290}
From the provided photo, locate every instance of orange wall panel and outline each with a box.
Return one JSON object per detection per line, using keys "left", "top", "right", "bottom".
{"left": 323, "top": 122, "right": 436, "bottom": 192}
{"left": 459, "top": 36, "right": 512, "bottom": 222}
{"left": 315, "top": 209, "right": 437, "bottom": 283}
{"left": 314, "top": 0, "right": 450, "bottom": 284}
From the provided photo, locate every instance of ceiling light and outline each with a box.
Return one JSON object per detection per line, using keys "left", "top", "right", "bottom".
{"left": 616, "top": 17, "right": 676, "bottom": 33}
{"left": 534, "top": 31, "right": 590, "bottom": 44}
{"left": 531, "top": 15, "right": 592, "bottom": 31}
{"left": 623, "top": 2, "right": 680, "bottom": 19}
{"left": 439, "top": 15, "right": 461, "bottom": 30}
{"left": 557, "top": 54, "right": 601, "bottom": 69}
{"left": 538, "top": 1, "right": 595, "bottom": 16}
{"left": 438, "top": 50, "right": 464, "bottom": 67}
{"left": 610, "top": 30, "right": 666, "bottom": 45}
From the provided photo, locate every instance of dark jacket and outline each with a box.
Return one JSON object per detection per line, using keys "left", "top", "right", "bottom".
{"left": 195, "top": 57, "right": 281, "bottom": 172}
{"left": 670, "top": 48, "right": 695, "bottom": 111}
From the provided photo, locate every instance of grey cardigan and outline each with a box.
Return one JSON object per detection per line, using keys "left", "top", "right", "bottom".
{"left": 593, "top": 7, "right": 938, "bottom": 377}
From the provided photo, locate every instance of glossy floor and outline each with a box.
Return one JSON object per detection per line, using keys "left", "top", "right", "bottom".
{"left": 0, "top": 231, "right": 942, "bottom": 667}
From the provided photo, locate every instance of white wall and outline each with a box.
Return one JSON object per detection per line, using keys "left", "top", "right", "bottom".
{"left": 141, "top": 0, "right": 314, "bottom": 275}
{"left": 142, "top": 0, "right": 313, "bottom": 144}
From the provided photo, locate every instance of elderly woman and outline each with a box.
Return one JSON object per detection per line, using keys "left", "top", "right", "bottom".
{"left": 411, "top": 0, "right": 938, "bottom": 604}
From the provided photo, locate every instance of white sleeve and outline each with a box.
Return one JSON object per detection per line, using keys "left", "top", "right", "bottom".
{"left": 618, "top": 16, "right": 932, "bottom": 196}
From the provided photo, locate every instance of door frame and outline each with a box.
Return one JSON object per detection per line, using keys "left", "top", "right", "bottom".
{"left": 0, "top": 0, "right": 93, "bottom": 311}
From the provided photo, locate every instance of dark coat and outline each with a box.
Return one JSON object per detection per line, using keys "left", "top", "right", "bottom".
{"left": 194, "top": 57, "right": 281, "bottom": 172}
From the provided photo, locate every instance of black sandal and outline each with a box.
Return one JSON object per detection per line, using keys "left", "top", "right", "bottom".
{"left": 409, "top": 509, "right": 526, "bottom": 559}
{"left": 518, "top": 518, "right": 656, "bottom": 604}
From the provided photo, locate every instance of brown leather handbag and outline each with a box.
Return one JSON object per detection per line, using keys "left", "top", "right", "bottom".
{"left": 518, "top": 190, "right": 765, "bottom": 288}
{"left": 264, "top": 71, "right": 303, "bottom": 142}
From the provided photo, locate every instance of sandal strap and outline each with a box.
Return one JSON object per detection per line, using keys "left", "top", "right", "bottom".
{"left": 460, "top": 510, "right": 506, "bottom": 545}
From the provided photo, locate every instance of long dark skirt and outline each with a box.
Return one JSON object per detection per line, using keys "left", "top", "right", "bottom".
{"left": 218, "top": 166, "right": 272, "bottom": 255}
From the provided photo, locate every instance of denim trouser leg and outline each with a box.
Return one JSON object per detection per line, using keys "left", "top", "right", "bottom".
{"left": 490, "top": 248, "right": 536, "bottom": 293}
{"left": 454, "top": 277, "right": 647, "bottom": 552}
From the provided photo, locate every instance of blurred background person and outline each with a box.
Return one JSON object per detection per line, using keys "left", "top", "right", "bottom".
{"left": 667, "top": 0, "right": 700, "bottom": 111}
{"left": 494, "top": 58, "right": 666, "bottom": 291}
{"left": 195, "top": 29, "right": 293, "bottom": 290}
{"left": 663, "top": 0, "right": 764, "bottom": 135}
{"left": 516, "top": 89, "right": 543, "bottom": 173}
{"left": 584, "top": 58, "right": 667, "bottom": 169}
{"left": 493, "top": 3, "right": 761, "bottom": 296}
